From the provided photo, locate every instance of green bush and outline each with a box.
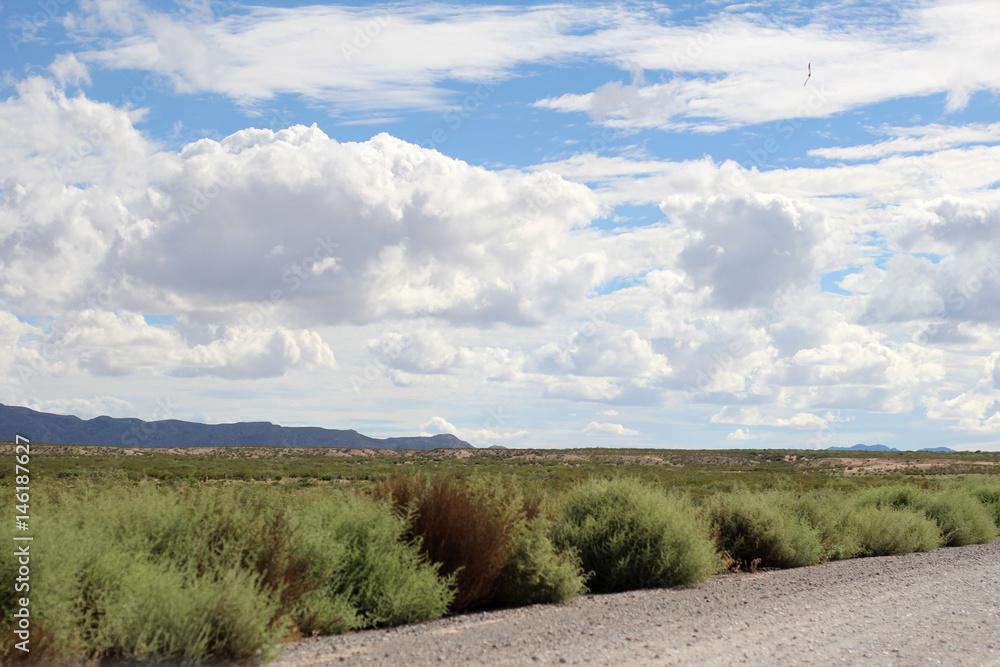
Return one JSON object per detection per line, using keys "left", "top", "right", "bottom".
{"left": 784, "top": 491, "right": 860, "bottom": 561}
{"left": 553, "top": 478, "right": 720, "bottom": 593}
{"left": 0, "top": 482, "right": 456, "bottom": 665}
{"left": 9, "top": 467, "right": 996, "bottom": 665}
{"left": 87, "top": 558, "right": 281, "bottom": 663}
{"left": 954, "top": 478, "right": 1000, "bottom": 529}
{"left": 708, "top": 492, "right": 825, "bottom": 569}
{"left": 494, "top": 516, "right": 586, "bottom": 607}
{"left": 854, "top": 485, "right": 998, "bottom": 547}
{"left": 920, "top": 491, "right": 998, "bottom": 546}
{"left": 293, "top": 491, "right": 454, "bottom": 631}
{"left": 2, "top": 482, "right": 309, "bottom": 665}
{"left": 841, "top": 506, "right": 943, "bottom": 557}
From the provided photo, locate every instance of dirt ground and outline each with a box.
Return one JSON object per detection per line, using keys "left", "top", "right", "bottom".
{"left": 274, "top": 540, "right": 1000, "bottom": 667}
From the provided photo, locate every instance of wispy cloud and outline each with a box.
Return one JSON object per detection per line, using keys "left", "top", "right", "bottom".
{"left": 810, "top": 123, "right": 1000, "bottom": 162}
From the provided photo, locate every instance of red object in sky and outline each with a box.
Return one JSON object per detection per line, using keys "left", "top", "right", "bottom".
{"left": 804, "top": 63, "right": 811, "bottom": 86}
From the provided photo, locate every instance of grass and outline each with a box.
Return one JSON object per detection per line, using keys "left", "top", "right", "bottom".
{"left": 1, "top": 444, "right": 998, "bottom": 665}
{"left": 10, "top": 443, "right": 999, "bottom": 493}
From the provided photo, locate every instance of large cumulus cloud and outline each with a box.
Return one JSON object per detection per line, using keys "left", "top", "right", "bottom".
{"left": 663, "top": 192, "right": 824, "bottom": 309}
{"left": 111, "top": 125, "right": 604, "bottom": 326}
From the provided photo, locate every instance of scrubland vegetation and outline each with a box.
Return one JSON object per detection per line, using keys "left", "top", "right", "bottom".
{"left": 1, "top": 445, "right": 999, "bottom": 665}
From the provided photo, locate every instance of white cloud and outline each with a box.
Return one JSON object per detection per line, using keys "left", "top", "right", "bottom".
{"left": 49, "top": 53, "right": 91, "bottom": 87}
{"left": 663, "top": 193, "right": 824, "bottom": 308}
{"left": 172, "top": 326, "right": 336, "bottom": 379}
{"left": 366, "top": 330, "right": 524, "bottom": 380}
{"left": 583, "top": 421, "right": 639, "bottom": 436}
{"left": 420, "top": 415, "right": 529, "bottom": 446}
{"left": 420, "top": 415, "right": 458, "bottom": 435}
{"left": 782, "top": 323, "right": 945, "bottom": 388}
{"left": 111, "top": 125, "right": 603, "bottom": 326}
{"left": 9, "top": 310, "right": 335, "bottom": 380}
{"left": 529, "top": 327, "right": 671, "bottom": 378}
{"left": 726, "top": 428, "right": 758, "bottom": 441}
{"left": 64, "top": 2, "right": 1000, "bottom": 132}
{"left": 924, "top": 352, "right": 1000, "bottom": 433}
{"left": 863, "top": 198, "right": 1000, "bottom": 324}
{"left": 711, "top": 406, "right": 829, "bottom": 430}
{"left": 71, "top": 3, "right": 626, "bottom": 114}
{"left": 542, "top": 377, "right": 627, "bottom": 402}
{"left": 25, "top": 396, "right": 135, "bottom": 420}
{"left": 809, "top": 123, "right": 1000, "bottom": 162}
{"left": 536, "top": 1, "right": 1000, "bottom": 132}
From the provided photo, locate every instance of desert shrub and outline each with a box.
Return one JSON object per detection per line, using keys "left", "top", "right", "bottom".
{"left": 2, "top": 482, "right": 454, "bottom": 665}
{"left": 3, "top": 481, "right": 311, "bottom": 665}
{"left": 376, "top": 475, "right": 555, "bottom": 612}
{"left": 708, "top": 492, "right": 825, "bottom": 569}
{"left": 919, "top": 491, "right": 998, "bottom": 546}
{"left": 784, "top": 491, "right": 860, "bottom": 561}
{"left": 84, "top": 557, "right": 280, "bottom": 663}
{"left": 494, "top": 516, "right": 586, "bottom": 607}
{"left": 552, "top": 478, "right": 720, "bottom": 593}
{"left": 853, "top": 484, "right": 927, "bottom": 512}
{"left": 293, "top": 492, "right": 453, "bottom": 631}
{"left": 854, "top": 485, "right": 998, "bottom": 546}
{"left": 953, "top": 478, "right": 1000, "bottom": 529}
{"left": 840, "top": 506, "right": 943, "bottom": 557}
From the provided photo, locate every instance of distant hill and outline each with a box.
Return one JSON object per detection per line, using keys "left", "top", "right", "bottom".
{"left": 828, "top": 443, "right": 899, "bottom": 452}
{"left": 827, "top": 444, "right": 958, "bottom": 453}
{"left": 0, "top": 403, "right": 471, "bottom": 450}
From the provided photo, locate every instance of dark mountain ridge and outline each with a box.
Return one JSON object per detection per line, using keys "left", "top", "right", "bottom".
{"left": 828, "top": 443, "right": 899, "bottom": 452}
{"left": 0, "top": 403, "right": 470, "bottom": 450}
{"left": 827, "top": 443, "right": 956, "bottom": 453}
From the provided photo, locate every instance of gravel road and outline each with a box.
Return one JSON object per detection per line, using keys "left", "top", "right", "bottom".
{"left": 274, "top": 540, "right": 1000, "bottom": 666}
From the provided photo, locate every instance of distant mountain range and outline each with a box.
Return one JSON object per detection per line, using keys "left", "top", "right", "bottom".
{"left": 0, "top": 403, "right": 471, "bottom": 450}
{"left": 827, "top": 443, "right": 956, "bottom": 453}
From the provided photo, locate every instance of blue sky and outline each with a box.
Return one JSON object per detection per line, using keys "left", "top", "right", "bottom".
{"left": 2, "top": 0, "right": 1000, "bottom": 451}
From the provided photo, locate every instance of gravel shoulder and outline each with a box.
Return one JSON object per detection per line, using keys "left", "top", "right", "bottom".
{"left": 274, "top": 540, "right": 1000, "bottom": 667}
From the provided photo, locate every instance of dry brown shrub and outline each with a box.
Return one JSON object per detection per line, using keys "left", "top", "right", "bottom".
{"left": 375, "top": 476, "right": 528, "bottom": 612}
